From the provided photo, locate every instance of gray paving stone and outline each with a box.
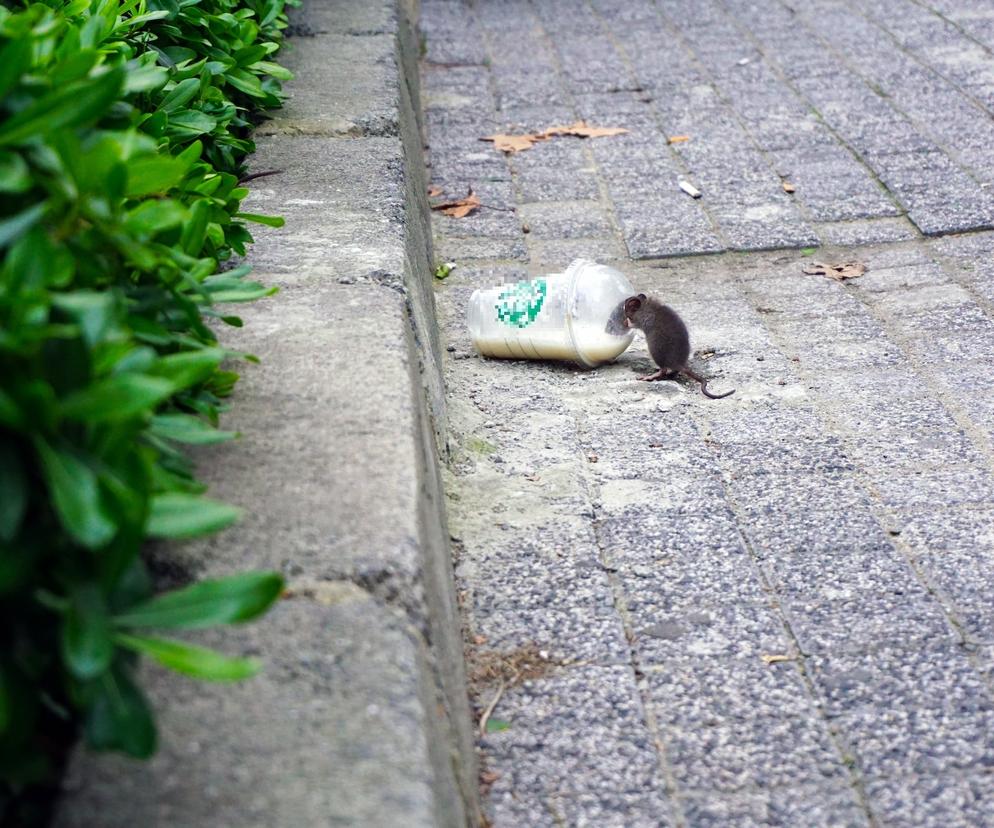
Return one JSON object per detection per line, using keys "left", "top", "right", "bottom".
{"left": 783, "top": 584, "right": 956, "bottom": 655}
{"left": 552, "top": 790, "right": 679, "bottom": 828}
{"left": 864, "top": 464, "right": 994, "bottom": 510}
{"left": 527, "top": 237, "right": 630, "bottom": 265}
{"left": 864, "top": 772, "right": 994, "bottom": 828}
{"left": 469, "top": 603, "right": 631, "bottom": 665}
{"left": 810, "top": 644, "right": 994, "bottom": 778}
{"left": 422, "top": 1, "right": 994, "bottom": 820}
{"left": 518, "top": 200, "right": 615, "bottom": 238}
{"left": 629, "top": 600, "right": 788, "bottom": 663}
{"left": 816, "top": 218, "right": 919, "bottom": 246}
{"left": 679, "top": 783, "right": 870, "bottom": 828}
{"left": 481, "top": 666, "right": 665, "bottom": 793}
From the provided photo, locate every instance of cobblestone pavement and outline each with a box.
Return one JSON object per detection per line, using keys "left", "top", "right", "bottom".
{"left": 421, "top": 1, "right": 994, "bottom": 826}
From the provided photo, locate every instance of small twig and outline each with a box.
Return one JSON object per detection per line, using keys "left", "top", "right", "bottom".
{"left": 238, "top": 169, "right": 283, "bottom": 184}
{"left": 478, "top": 678, "right": 506, "bottom": 738}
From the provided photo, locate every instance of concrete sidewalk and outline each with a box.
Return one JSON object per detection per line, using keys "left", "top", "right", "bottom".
{"left": 422, "top": 0, "right": 994, "bottom": 826}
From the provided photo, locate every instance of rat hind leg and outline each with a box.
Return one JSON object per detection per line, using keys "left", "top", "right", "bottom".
{"left": 637, "top": 367, "right": 680, "bottom": 382}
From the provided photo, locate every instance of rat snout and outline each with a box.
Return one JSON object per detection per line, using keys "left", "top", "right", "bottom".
{"left": 623, "top": 317, "right": 631, "bottom": 329}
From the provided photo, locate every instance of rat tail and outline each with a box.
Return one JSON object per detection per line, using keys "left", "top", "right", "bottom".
{"left": 682, "top": 367, "right": 735, "bottom": 400}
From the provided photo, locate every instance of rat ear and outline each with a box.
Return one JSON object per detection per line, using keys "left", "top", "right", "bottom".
{"left": 624, "top": 296, "right": 642, "bottom": 314}
{"left": 637, "top": 293, "right": 646, "bottom": 301}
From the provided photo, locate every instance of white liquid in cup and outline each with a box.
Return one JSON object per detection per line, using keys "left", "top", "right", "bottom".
{"left": 466, "top": 259, "right": 636, "bottom": 367}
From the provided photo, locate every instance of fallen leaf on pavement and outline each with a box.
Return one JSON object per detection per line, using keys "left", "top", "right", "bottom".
{"left": 668, "top": 135, "right": 691, "bottom": 144}
{"left": 782, "top": 181, "right": 796, "bottom": 193}
{"left": 431, "top": 189, "right": 481, "bottom": 218}
{"left": 481, "top": 133, "right": 544, "bottom": 153}
{"left": 761, "top": 653, "right": 793, "bottom": 665}
{"left": 543, "top": 120, "right": 630, "bottom": 139}
{"left": 427, "top": 185, "right": 443, "bottom": 197}
{"left": 481, "top": 121, "right": 629, "bottom": 153}
{"left": 802, "top": 260, "right": 867, "bottom": 281}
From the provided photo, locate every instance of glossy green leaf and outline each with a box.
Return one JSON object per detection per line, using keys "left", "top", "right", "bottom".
{"left": 62, "top": 585, "right": 113, "bottom": 680}
{"left": 125, "top": 155, "right": 190, "bottom": 197}
{"left": 144, "top": 492, "right": 241, "bottom": 540}
{"left": 34, "top": 439, "right": 116, "bottom": 549}
{"left": 0, "top": 39, "right": 31, "bottom": 100}
{"left": 51, "top": 291, "right": 116, "bottom": 346}
{"left": 253, "top": 60, "right": 292, "bottom": 81}
{"left": 123, "top": 63, "right": 168, "bottom": 95}
{"left": 0, "top": 441, "right": 27, "bottom": 542}
{"left": 123, "top": 199, "right": 187, "bottom": 237}
{"left": 0, "top": 389, "right": 22, "bottom": 429}
{"left": 0, "top": 151, "right": 31, "bottom": 194}
{"left": 0, "top": 67, "right": 124, "bottom": 147}
{"left": 113, "top": 571, "right": 282, "bottom": 629}
{"left": 234, "top": 212, "right": 284, "bottom": 228}
{"left": 167, "top": 110, "right": 217, "bottom": 137}
{"left": 60, "top": 374, "right": 175, "bottom": 422}
{"left": 180, "top": 199, "right": 211, "bottom": 255}
{"left": 225, "top": 69, "right": 264, "bottom": 98}
{"left": 0, "top": 203, "right": 46, "bottom": 249}
{"left": 149, "top": 413, "right": 237, "bottom": 444}
{"left": 84, "top": 667, "right": 157, "bottom": 758}
{"left": 158, "top": 77, "right": 200, "bottom": 112}
{"left": 149, "top": 348, "right": 224, "bottom": 388}
{"left": 115, "top": 633, "right": 260, "bottom": 681}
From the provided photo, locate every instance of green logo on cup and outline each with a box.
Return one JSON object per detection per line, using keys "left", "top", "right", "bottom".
{"left": 495, "top": 278, "right": 547, "bottom": 328}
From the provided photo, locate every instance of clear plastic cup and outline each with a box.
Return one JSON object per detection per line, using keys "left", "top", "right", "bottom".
{"left": 466, "top": 259, "right": 636, "bottom": 367}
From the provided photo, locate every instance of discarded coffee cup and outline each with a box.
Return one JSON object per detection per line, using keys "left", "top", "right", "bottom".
{"left": 466, "top": 258, "right": 636, "bottom": 367}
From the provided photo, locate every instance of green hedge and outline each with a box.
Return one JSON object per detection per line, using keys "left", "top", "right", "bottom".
{"left": 0, "top": 0, "right": 294, "bottom": 814}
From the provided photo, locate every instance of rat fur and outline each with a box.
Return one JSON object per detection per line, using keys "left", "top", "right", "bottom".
{"left": 623, "top": 294, "right": 734, "bottom": 400}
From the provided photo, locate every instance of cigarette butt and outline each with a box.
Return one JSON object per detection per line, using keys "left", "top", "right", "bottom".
{"left": 679, "top": 180, "right": 702, "bottom": 199}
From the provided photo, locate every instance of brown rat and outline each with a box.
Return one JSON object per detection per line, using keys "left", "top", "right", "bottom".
{"left": 623, "top": 294, "right": 734, "bottom": 399}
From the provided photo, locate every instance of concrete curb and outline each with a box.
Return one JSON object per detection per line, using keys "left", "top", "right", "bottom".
{"left": 54, "top": 1, "right": 478, "bottom": 825}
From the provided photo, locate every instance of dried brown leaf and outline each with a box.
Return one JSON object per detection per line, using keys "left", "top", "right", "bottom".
{"left": 782, "top": 181, "right": 796, "bottom": 193}
{"left": 480, "top": 133, "right": 545, "bottom": 153}
{"left": 427, "top": 185, "right": 443, "bottom": 197}
{"left": 761, "top": 653, "right": 793, "bottom": 665}
{"left": 431, "top": 189, "right": 481, "bottom": 218}
{"left": 801, "top": 260, "right": 866, "bottom": 281}
{"left": 668, "top": 134, "right": 691, "bottom": 144}
{"left": 542, "top": 120, "right": 629, "bottom": 139}
{"left": 481, "top": 121, "right": 629, "bottom": 153}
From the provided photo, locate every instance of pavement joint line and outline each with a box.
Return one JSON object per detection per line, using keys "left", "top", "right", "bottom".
{"left": 514, "top": 0, "right": 654, "bottom": 259}
{"left": 714, "top": 0, "right": 913, "bottom": 232}
{"left": 853, "top": 0, "right": 994, "bottom": 123}
{"left": 572, "top": 409, "right": 692, "bottom": 828}
{"left": 926, "top": 240, "right": 994, "bottom": 348}
{"left": 647, "top": 0, "right": 828, "bottom": 246}
{"left": 581, "top": 0, "right": 733, "bottom": 254}
{"left": 579, "top": 0, "right": 731, "bottom": 256}
{"left": 734, "top": 266, "right": 992, "bottom": 678}
{"left": 708, "top": 0, "right": 908, "bottom": 239}
{"left": 774, "top": 0, "right": 994, "bottom": 202}
{"left": 678, "top": 399, "right": 881, "bottom": 826}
